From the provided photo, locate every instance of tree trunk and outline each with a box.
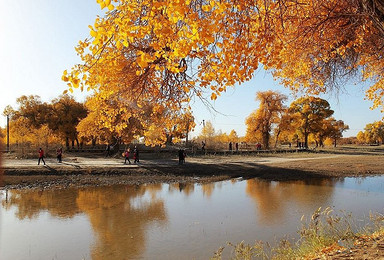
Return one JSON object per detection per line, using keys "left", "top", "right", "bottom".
{"left": 319, "top": 138, "right": 324, "bottom": 147}
{"left": 166, "top": 134, "right": 173, "bottom": 145}
{"left": 111, "top": 136, "right": 120, "bottom": 154}
{"left": 263, "top": 132, "right": 270, "bottom": 150}
{"left": 304, "top": 132, "right": 309, "bottom": 149}
{"left": 274, "top": 129, "right": 281, "bottom": 148}
{"left": 75, "top": 138, "right": 80, "bottom": 150}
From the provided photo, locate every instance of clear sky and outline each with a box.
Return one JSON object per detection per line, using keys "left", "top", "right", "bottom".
{"left": 0, "top": 0, "right": 382, "bottom": 138}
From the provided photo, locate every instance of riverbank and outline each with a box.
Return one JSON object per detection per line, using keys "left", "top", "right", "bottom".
{"left": 2, "top": 151, "right": 384, "bottom": 189}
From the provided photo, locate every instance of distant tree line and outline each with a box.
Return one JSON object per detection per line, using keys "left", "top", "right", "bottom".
{"left": 243, "top": 91, "right": 349, "bottom": 149}
{"left": 2, "top": 95, "right": 87, "bottom": 151}
{"left": 1, "top": 94, "right": 195, "bottom": 153}
{"left": 3, "top": 91, "right": 380, "bottom": 155}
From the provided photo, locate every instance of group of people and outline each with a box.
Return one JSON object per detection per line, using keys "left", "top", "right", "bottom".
{"left": 37, "top": 147, "right": 63, "bottom": 165}
{"left": 37, "top": 145, "right": 188, "bottom": 166}
{"left": 228, "top": 142, "right": 239, "bottom": 151}
{"left": 123, "top": 146, "right": 139, "bottom": 164}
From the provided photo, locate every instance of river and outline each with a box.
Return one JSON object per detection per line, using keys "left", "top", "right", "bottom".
{"left": 1, "top": 176, "right": 384, "bottom": 259}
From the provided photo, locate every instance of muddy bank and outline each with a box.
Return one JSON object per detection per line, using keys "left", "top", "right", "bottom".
{"left": 2, "top": 153, "right": 384, "bottom": 189}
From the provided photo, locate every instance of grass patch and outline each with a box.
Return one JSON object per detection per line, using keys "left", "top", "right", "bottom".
{"left": 212, "top": 208, "right": 384, "bottom": 259}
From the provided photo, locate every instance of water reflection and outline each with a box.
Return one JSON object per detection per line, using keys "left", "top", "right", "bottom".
{"left": 168, "top": 182, "right": 195, "bottom": 195}
{"left": 245, "top": 179, "right": 338, "bottom": 224}
{"left": 168, "top": 182, "right": 223, "bottom": 198}
{"left": 3, "top": 188, "right": 81, "bottom": 219}
{"left": 2, "top": 177, "right": 384, "bottom": 259}
{"left": 3, "top": 185, "right": 167, "bottom": 259}
{"left": 79, "top": 185, "right": 166, "bottom": 259}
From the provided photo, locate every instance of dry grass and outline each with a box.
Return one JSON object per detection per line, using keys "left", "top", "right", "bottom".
{"left": 212, "top": 208, "right": 384, "bottom": 260}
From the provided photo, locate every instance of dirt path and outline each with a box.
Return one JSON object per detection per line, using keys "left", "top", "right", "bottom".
{"left": 2, "top": 153, "right": 343, "bottom": 168}
{"left": 1, "top": 152, "right": 383, "bottom": 190}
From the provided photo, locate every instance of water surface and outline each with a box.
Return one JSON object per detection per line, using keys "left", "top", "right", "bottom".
{"left": 1, "top": 176, "right": 384, "bottom": 259}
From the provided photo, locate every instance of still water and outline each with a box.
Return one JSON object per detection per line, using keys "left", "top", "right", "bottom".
{"left": 1, "top": 176, "right": 384, "bottom": 259}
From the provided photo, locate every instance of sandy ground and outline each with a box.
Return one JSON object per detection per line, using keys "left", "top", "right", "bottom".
{"left": 2, "top": 152, "right": 384, "bottom": 189}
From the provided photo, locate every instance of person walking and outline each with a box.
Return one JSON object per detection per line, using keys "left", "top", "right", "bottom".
{"left": 178, "top": 149, "right": 186, "bottom": 165}
{"left": 56, "top": 147, "right": 63, "bottom": 163}
{"left": 105, "top": 144, "right": 111, "bottom": 157}
{"left": 133, "top": 146, "right": 139, "bottom": 163}
{"left": 124, "top": 148, "right": 131, "bottom": 164}
{"left": 38, "top": 148, "right": 46, "bottom": 165}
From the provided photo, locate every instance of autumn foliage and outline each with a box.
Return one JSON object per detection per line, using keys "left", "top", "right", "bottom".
{"left": 2, "top": 95, "right": 86, "bottom": 153}
{"left": 245, "top": 93, "right": 348, "bottom": 148}
{"left": 245, "top": 91, "right": 286, "bottom": 149}
{"left": 2, "top": 94, "right": 195, "bottom": 153}
{"left": 357, "top": 121, "right": 384, "bottom": 144}
{"left": 63, "top": 0, "right": 384, "bottom": 145}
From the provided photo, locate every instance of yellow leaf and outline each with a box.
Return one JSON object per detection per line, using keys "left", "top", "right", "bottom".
{"left": 90, "top": 30, "right": 98, "bottom": 38}
{"left": 116, "top": 40, "right": 122, "bottom": 50}
{"left": 202, "top": 5, "right": 211, "bottom": 12}
{"left": 211, "top": 92, "right": 217, "bottom": 100}
{"left": 108, "top": 4, "right": 114, "bottom": 11}
{"left": 73, "top": 78, "right": 80, "bottom": 88}
{"left": 92, "top": 38, "right": 99, "bottom": 45}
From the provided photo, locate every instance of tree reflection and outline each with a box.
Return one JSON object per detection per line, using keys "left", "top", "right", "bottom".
{"left": 201, "top": 183, "right": 215, "bottom": 197}
{"left": 3, "top": 184, "right": 167, "bottom": 259}
{"left": 246, "top": 178, "right": 337, "bottom": 224}
{"left": 2, "top": 189, "right": 80, "bottom": 219}
{"left": 77, "top": 185, "right": 166, "bottom": 259}
{"left": 168, "top": 182, "right": 222, "bottom": 198}
{"left": 169, "top": 182, "right": 195, "bottom": 195}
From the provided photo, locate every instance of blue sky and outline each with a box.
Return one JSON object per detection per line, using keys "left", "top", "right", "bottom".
{"left": 0, "top": 0, "right": 382, "bottom": 138}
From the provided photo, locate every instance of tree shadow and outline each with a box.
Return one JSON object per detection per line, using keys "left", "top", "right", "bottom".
{"left": 139, "top": 159, "right": 333, "bottom": 182}
{"left": 43, "top": 164, "right": 60, "bottom": 173}
{"left": 61, "top": 162, "right": 82, "bottom": 169}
